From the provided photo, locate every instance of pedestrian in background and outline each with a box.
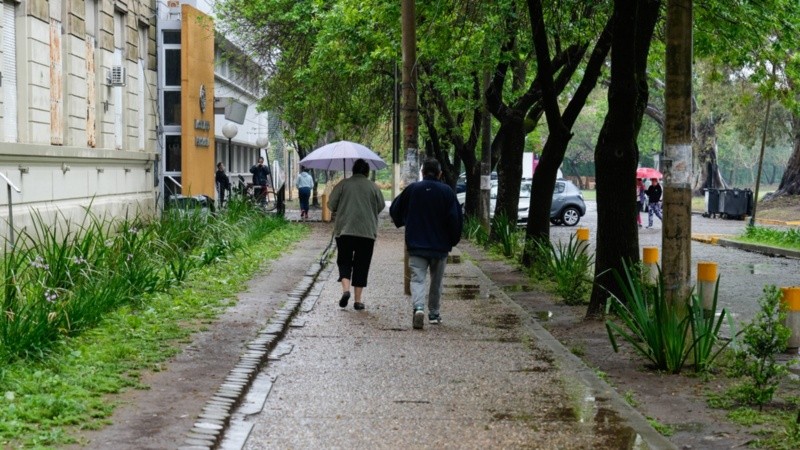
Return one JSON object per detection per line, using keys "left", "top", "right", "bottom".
{"left": 296, "top": 166, "right": 314, "bottom": 221}
{"left": 328, "top": 159, "right": 386, "bottom": 311}
{"left": 390, "top": 158, "right": 463, "bottom": 329}
{"left": 646, "top": 177, "right": 663, "bottom": 228}
{"left": 215, "top": 162, "right": 231, "bottom": 208}
{"left": 250, "top": 157, "right": 271, "bottom": 204}
{"left": 636, "top": 178, "right": 646, "bottom": 228}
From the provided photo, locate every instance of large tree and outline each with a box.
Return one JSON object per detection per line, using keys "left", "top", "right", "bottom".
{"left": 587, "top": 0, "right": 661, "bottom": 318}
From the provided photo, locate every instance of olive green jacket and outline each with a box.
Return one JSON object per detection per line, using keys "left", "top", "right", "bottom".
{"left": 328, "top": 174, "right": 386, "bottom": 239}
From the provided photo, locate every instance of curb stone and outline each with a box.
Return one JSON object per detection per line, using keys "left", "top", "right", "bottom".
{"left": 179, "top": 238, "right": 336, "bottom": 449}
{"left": 461, "top": 244, "right": 678, "bottom": 450}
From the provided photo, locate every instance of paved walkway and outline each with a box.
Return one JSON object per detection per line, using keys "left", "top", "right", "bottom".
{"left": 203, "top": 220, "right": 673, "bottom": 450}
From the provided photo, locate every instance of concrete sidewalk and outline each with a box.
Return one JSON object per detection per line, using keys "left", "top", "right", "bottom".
{"left": 213, "top": 224, "right": 673, "bottom": 450}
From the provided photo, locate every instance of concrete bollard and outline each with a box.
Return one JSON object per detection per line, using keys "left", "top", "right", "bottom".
{"left": 576, "top": 227, "right": 590, "bottom": 254}
{"left": 781, "top": 286, "right": 800, "bottom": 353}
{"left": 697, "top": 261, "right": 718, "bottom": 315}
{"left": 642, "top": 247, "right": 659, "bottom": 284}
{"left": 321, "top": 193, "right": 331, "bottom": 222}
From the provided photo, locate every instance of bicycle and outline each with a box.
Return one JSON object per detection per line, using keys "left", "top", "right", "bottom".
{"left": 236, "top": 175, "right": 278, "bottom": 211}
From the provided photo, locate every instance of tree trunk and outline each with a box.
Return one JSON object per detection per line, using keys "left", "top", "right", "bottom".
{"left": 692, "top": 115, "right": 728, "bottom": 195}
{"left": 587, "top": 0, "right": 660, "bottom": 318}
{"left": 771, "top": 112, "right": 800, "bottom": 196}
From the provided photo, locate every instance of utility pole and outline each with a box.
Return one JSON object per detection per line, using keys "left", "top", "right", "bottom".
{"left": 392, "top": 63, "right": 401, "bottom": 201}
{"left": 662, "top": 0, "right": 693, "bottom": 303}
{"left": 480, "top": 71, "right": 492, "bottom": 232}
{"left": 401, "top": 0, "right": 418, "bottom": 294}
{"left": 401, "top": 0, "right": 419, "bottom": 184}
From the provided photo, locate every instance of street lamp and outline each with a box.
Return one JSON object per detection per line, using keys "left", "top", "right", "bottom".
{"left": 222, "top": 123, "right": 238, "bottom": 172}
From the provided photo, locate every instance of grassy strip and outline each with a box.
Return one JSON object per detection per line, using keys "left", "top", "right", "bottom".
{"left": 737, "top": 226, "right": 800, "bottom": 251}
{"left": 0, "top": 223, "right": 307, "bottom": 448}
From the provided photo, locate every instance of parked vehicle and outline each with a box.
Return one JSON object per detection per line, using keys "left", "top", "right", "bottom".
{"left": 457, "top": 179, "right": 586, "bottom": 226}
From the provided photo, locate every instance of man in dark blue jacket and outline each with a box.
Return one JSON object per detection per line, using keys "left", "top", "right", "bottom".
{"left": 390, "top": 158, "right": 463, "bottom": 329}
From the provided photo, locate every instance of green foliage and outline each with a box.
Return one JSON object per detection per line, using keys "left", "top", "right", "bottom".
{"left": 535, "top": 235, "right": 594, "bottom": 305}
{"left": 0, "top": 209, "right": 304, "bottom": 447}
{"left": 740, "top": 226, "right": 800, "bottom": 251}
{"left": 730, "top": 285, "right": 791, "bottom": 408}
{"left": 604, "top": 262, "right": 732, "bottom": 374}
{"left": 0, "top": 202, "right": 286, "bottom": 364}
{"left": 689, "top": 277, "right": 734, "bottom": 373}
{"left": 646, "top": 416, "right": 675, "bottom": 437}
{"left": 463, "top": 215, "right": 489, "bottom": 246}
{"left": 491, "top": 213, "right": 521, "bottom": 258}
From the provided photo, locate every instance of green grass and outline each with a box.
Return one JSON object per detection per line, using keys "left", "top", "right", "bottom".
{"left": 646, "top": 416, "right": 675, "bottom": 437}
{"left": 0, "top": 215, "right": 306, "bottom": 447}
{"left": 737, "top": 226, "right": 800, "bottom": 251}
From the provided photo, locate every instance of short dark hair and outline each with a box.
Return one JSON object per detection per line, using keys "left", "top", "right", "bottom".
{"left": 422, "top": 159, "right": 441, "bottom": 178}
{"left": 352, "top": 159, "right": 370, "bottom": 176}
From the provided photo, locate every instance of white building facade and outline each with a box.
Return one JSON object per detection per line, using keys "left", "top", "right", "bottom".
{"left": 0, "top": 0, "right": 158, "bottom": 246}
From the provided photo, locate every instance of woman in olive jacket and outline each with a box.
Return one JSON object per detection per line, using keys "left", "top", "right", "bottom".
{"left": 327, "top": 159, "right": 386, "bottom": 311}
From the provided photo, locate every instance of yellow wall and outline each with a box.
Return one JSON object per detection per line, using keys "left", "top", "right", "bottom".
{"left": 180, "top": 5, "right": 216, "bottom": 198}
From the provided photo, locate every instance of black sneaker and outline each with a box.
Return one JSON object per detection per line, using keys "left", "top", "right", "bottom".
{"left": 429, "top": 313, "right": 442, "bottom": 325}
{"left": 413, "top": 308, "right": 425, "bottom": 329}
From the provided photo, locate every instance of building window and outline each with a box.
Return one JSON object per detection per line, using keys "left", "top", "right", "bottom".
{"left": 165, "top": 134, "right": 181, "bottom": 172}
{"left": 1, "top": 1, "right": 18, "bottom": 143}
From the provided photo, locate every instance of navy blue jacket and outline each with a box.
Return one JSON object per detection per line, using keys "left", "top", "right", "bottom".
{"left": 390, "top": 177, "right": 463, "bottom": 258}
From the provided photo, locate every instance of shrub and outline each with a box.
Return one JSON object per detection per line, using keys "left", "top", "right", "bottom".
{"left": 605, "top": 261, "right": 732, "bottom": 374}
{"left": 0, "top": 201, "right": 286, "bottom": 364}
{"left": 536, "top": 235, "right": 594, "bottom": 305}
{"left": 730, "top": 285, "right": 792, "bottom": 408}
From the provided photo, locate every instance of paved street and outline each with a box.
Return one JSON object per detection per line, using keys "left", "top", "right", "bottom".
{"left": 212, "top": 220, "right": 673, "bottom": 450}
{"left": 549, "top": 201, "right": 800, "bottom": 326}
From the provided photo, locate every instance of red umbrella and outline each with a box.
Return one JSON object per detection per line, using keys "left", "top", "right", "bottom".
{"left": 636, "top": 167, "right": 663, "bottom": 179}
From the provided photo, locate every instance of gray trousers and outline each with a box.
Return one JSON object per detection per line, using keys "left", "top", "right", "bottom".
{"left": 409, "top": 255, "right": 447, "bottom": 315}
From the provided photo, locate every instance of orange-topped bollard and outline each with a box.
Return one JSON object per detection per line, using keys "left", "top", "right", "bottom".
{"left": 642, "top": 247, "right": 659, "bottom": 284}
{"left": 321, "top": 193, "right": 331, "bottom": 222}
{"left": 781, "top": 287, "right": 800, "bottom": 353}
{"left": 576, "top": 227, "right": 590, "bottom": 254}
{"left": 697, "top": 261, "right": 718, "bottom": 313}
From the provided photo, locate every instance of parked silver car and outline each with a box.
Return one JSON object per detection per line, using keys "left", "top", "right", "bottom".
{"left": 458, "top": 179, "right": 586, "bottom": 226}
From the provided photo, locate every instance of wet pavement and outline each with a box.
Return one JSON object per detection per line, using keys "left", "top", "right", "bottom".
{"left": 205, "top": 212, "right": 674, "bottom": 450}
{"left": 549, "top": 202, "right": 800, "bottom": 326}
{"left": 172, "top": 201, "right": 797, "bottom": 450}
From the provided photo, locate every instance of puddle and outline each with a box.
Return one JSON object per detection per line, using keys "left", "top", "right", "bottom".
{"left": 535, "top": 311, "right": 553, "bottom": 322}
{"left": 740, "top": 263, "right": 777, "bottom": 274}
{"left": 495, "top": 313, "right": 520, "bottom": 329}
{"left": 592, "top": 407, "right": 643, "bottom": 449}
{"left": 564, "top": 379, "right": 646, "bottom": 449}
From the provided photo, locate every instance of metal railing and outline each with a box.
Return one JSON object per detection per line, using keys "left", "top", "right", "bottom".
{"left": 0, "top": 172, "right": 21, "bottom": 250}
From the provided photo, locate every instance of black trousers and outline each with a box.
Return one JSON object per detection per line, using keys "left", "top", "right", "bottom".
{"left": 335, "top": 235, "right": 375, "bottom": 288}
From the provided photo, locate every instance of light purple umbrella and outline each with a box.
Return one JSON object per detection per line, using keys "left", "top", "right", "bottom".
{"left": 299, "top": 141, "right": 387, "bottom": 172}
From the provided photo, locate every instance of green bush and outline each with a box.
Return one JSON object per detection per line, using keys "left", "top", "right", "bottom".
{"left": 730, "top": 285, "right": 792, "bottom": 408}
{"left": 535, "top": 235, "right": 594, "bottom": 305}
{"left": 605, "top": 261, "right": 732, "bottom": 374}
{"left": 0, "top": 201, "right": 286, "bottom": 364}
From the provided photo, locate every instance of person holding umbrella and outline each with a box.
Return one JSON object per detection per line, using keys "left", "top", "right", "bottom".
{"left": 328, "top": 159, "right": 386, "bottom": 310}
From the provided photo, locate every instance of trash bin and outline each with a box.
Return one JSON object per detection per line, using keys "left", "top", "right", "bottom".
{"left": 719, "top": 188, "right": 748, "bottom": 220}
{"left": 703, "top": 188, "right": 721, "bottom": 218}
